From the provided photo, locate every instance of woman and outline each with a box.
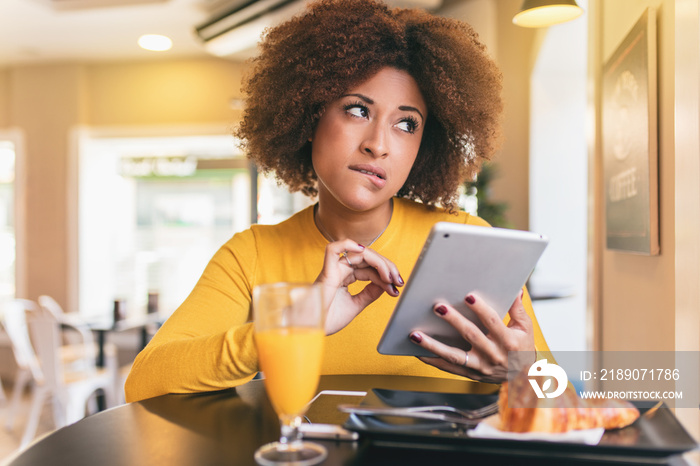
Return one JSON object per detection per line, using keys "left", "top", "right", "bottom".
{"left": 125, "top": 0, "right": 550, "bottom": 402}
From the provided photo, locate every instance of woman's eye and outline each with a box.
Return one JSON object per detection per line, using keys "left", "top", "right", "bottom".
{"left": 345, "top": 104, "right": 368, "bottom": 118}
{"left": 396, "top": 118, "right": 418, "bottom": 134}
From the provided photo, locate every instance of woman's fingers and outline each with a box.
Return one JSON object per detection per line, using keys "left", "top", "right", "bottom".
{"left": 410, "top": 327, "right": 507, "bottom": 383}
{"left": 323, "top": 282, "right": 385, "bottom": 334}
{"left": 317, "top": 240, "right": 365, "bottom": 284}
{"left": 409, "top": 331, "right": 471, "bottom": 369}
{"left": 323, "top": 240, "right": 367, "bottom": 271}
{"left": 461, "top": 293, "right": 511, "bottom": 345}
{"left": 408, "top": 332, "right": 506, "bottom": 383}
{"left": 352, "top": 267, "right": 400, "bottom": 297}
{"left": 506, "top": 290, "right": 533, "bottom": 332}
{"left": 319, "top": 238, "right": 402, "bottom": 288}
{"left": 351, "top": 281, "right": 386, "bottom": 310}
{"left": 317, "top": 239, "right": 403, "bottom": 335}
{"left": 418, "top": 355, "right": 470, "bottom": 378}
{"left": 470, "top": 290, "right": 534, "bottom": 356}
{"left": 408, "top": 291, "right": 536, "bottom": 383}
{"left": 344, "top": 247, "right": 403, "bottom": 288}
{"left": 429, "top": 301, "right": 494, "bottom": 352}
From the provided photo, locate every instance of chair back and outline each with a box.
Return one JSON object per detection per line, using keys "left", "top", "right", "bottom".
{"left": 38, "top": 294, "right": 97, "bottom": 361}
{"left": 1, "top": 299, "right": 44, "bottom": 383}
{"left": 27, "top": 306, "right": 64, "bottom": 391}
{"left": 37, "top": 295, "right": 65, "bottom": 321}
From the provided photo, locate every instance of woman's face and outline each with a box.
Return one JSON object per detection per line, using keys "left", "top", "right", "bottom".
{"left": 311, "top": 67, "right": 427, "bottom": 213}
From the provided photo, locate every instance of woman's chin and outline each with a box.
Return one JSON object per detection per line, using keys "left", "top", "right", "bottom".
{"left": 318, "top": 183, "right": 396, "bottom": 213}
{"left": 337, "top": 195, "right": 393, "bottom": 214}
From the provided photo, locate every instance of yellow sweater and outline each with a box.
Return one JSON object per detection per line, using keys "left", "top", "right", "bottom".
{"left": 125, "top": 197, "right": 550, "bottom": 402}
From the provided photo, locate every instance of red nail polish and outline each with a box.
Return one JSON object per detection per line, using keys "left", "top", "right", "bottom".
{"left": 435, "top": 305, "right": 447, "bottom": 316}
{"left": 465, "top": 295, "right": 475, "bottom": 305}
{"left": 358, "top": 244, "right": 365, "bottom": 249}
{"left": 410, "top": 332, "right": 422, "bottom": 343}
{"left": 391, "top": 284, "right": 399, "bottom": 295}
{"left": 398, "top": 274, "right": 404, "bottom": 285}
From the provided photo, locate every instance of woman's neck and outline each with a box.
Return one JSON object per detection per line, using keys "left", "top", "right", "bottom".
{"left": 314, "top": 198, "right": 394, "bottom": 247}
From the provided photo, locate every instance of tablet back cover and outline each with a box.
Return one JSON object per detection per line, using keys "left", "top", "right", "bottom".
{"left": 377, "top": 223, "right": 548, "bottom": 357}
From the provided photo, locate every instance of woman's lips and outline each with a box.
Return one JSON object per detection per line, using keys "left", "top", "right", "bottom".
{"left": 350, "top": 164, "right": 387, "bottom": 188}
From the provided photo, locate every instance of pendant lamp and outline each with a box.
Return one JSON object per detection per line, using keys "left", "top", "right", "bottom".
{"left": 513, "top": 0, "right": 584, "bottom": 28}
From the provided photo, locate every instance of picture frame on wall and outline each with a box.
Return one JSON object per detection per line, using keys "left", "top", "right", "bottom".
{"left": 602, "top": 7, "right": 659, "bottom": 255}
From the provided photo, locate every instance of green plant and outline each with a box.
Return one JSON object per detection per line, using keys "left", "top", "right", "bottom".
{"left": 463, "top": 162, "right": 510, "bottom": 228}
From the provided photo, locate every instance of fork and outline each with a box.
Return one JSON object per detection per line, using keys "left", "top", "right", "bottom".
{"left": 338, "top": 401, "right": 499, "bottom": 425}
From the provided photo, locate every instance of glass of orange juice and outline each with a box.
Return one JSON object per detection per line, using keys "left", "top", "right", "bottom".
{"left": 253, "top": 282, "right": 326, "bottom": 466}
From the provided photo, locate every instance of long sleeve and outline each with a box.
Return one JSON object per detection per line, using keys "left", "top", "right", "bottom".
{"left": 125, "top": 230, "right": 260, "bottom": 402}
{"left": 125, "top": 198, "right": 554, "bottom": 402}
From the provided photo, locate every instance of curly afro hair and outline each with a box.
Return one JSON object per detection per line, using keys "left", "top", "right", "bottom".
{"left": 235, "top": 0, "right": 503, "bottom": 210}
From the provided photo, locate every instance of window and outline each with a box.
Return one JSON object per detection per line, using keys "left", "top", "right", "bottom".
{"left": 0, "top": 139, "right": 15, "bottom": 300}
{"left": 0, "top": 132, "right": 22, "bottom": 299}
{"left": 77, "top": 130, "right": 311, "bottom": 320}
{"left": 78, "top": 132, "right": 251, "bottom": 319}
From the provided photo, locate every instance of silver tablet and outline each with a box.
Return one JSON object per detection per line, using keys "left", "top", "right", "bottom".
{"left": 377, "top": 222, "right": 548, "bottom": 357}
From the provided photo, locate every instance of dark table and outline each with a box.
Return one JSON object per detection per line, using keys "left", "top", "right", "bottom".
{"left": 5, "top": 375, "right": 698, "bottom": 466}
{"left": 86, "top": 313, "right": 163, "bottom": 367}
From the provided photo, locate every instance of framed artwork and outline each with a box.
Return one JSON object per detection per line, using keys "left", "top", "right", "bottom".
{"left": 602, "top": 8, "right": 659, "bottom": 255}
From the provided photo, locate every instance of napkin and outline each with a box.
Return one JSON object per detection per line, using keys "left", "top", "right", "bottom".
{"left": 468, "top": 415, "right": 605, "bottom": 445}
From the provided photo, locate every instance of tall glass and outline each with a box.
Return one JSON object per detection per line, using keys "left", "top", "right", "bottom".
{"left": 253, "top": 282, "right": 326, "bottom": 466}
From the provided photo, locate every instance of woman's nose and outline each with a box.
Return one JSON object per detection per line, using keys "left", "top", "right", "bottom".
{"left": 359, "top": 123, "right": 388, "bottom": 158}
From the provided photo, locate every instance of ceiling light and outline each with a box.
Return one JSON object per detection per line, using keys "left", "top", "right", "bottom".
{"left": 138, "top": 34, "right": 173, "bottom": 52}
{"left": 513, "top": 0, "right": 584, "bottom": 28}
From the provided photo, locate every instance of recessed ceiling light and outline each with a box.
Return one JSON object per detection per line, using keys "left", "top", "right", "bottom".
{"left": 138, "top": 34, "right": 173, "bottom": 52}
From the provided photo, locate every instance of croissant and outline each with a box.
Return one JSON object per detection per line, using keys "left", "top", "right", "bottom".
{"left": 498, "top": 368, "right": 640, "bottom": 433}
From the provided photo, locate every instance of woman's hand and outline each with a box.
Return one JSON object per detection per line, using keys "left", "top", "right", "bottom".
{"left": 316, "top": 239, "right": 403, "bottom": 335}
{"left": 409, "top": 291, "right": 536, "bottom": 383}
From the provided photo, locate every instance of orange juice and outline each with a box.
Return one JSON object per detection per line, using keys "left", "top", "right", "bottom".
{"left": 255, "top": 327, "right": 324, "bottom": 416}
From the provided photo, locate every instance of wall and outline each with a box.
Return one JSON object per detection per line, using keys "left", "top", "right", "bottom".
{"left": 0, "top": 69, "right": 8, "bottom": 127}
{"left": 440, "top": 0, "right": 535, "bottom": 231}
{"left": 674, "top": 0, "right": 700, "bottom": 439}
{"left": 590, "top": 0, "right": 700, "bottom": 437}
{"left": 439, "top": 0, "right": 497, "bottom": 59}
{"left": 1, "top": 57, "right": 246, "bottom": 313}
{"left": 593, "top": 0, "right": 676, "bottom": 351}
{"left": 493, "top": 0, "right": 537, "bottom": 231}
{"left": 86, "top": 59, "right": 245, "bottom": 125}
{"left": 591, "top": 0, "right": 697, "bottom": 435}
{"left": 10, "top": 65, "right": 86, "bottom": 312}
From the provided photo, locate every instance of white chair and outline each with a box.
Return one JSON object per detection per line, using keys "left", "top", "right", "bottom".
{"left": 2, "top": 299, "right": 45, "bottom": 433}
{"left": 1, "top": 299, "right": 118, "bottom": 448}
{"left": 37, "top": 295, "right": 102, "bottom": 370}
{"left": 37, "top": 295, "right": 132, "bottom": 404}
{"left": 37, "top": 295, "right": 87, "bottom": 343}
